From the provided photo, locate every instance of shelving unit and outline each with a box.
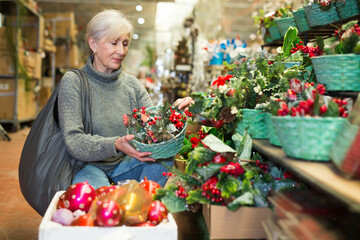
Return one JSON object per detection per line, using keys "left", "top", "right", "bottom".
{"left": 0, "top": 0, "right": 42, "bottom": 131}
{"left": 253, "top": 139, "right": 360, "bottom": 213}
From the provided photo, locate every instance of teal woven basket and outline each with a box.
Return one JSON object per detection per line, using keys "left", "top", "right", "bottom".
{"left": 236, "top": 109, "right": 268, "bottom": 139}
{"left": 264, "top": 33, "right": 273, "bottom": 44}
{"left": 271, "top": 116, "right": 346, "bottom": 161}
{"left": 265, "top": 113, "right": 281, "bottom": 146}
{"left": 293, "top": 8, "right": 310, "bottom": 32}
{"left": 311, "top": 54, "right": 360, "bottom": 91}
{"left": 284, "top": 61, "right": 301, "bottom": 68}
{"left": 275, "top": 17, "right": 297, "bottom": 37}
{"left": 130, "top": 121, "right": 187, "bottom": 159}
{"left": 336, "top": 0, "right": 360, "bottom": 19}
{"left": 268, "top": 25, "right": 282, "bottom": 40}
{"left": 304, "top": 3, "right": 339, "bottom": 27}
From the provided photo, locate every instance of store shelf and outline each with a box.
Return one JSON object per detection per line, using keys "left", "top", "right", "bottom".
{"left": 0, "top": 0, "right": 39, "bottom": 17}
{"left": 263, "top": 14, "right": 360, "bottom": 47}
{"left": 253, "top": 139, "right": 360, "bottom": 213}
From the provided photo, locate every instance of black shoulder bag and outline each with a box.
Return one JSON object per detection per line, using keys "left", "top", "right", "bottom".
{"left": 18, "top": 69, "right": 92, "bottom": 216}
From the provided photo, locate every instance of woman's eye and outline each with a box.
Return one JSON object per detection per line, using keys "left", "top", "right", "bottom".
{"left": 111, "top": 41, "right": 117, "bottom": 45}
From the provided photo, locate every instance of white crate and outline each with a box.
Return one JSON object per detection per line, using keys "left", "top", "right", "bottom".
{"left": 39, "top": 191, "right": 178, "bottom": 240}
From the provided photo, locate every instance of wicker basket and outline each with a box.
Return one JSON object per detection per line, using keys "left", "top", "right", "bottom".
{"left": 275, "top": 17, "right": 297, "bottom": 37}
{"left": 265, "top": 113, "right": 281, "bottom": 146}
{"left": 268, "top": 25, "right": 282, "bottom": 40}
{"left": 236, "top": 109, "right": 268, "bottom": 139}
{"left": 336, "top": 0, "right": 360, "bottom": 19}
{"left": 311, "top": 54, "right": 360, "bottom": 91}
{"left": 293, "top": 8, "right": 310, "bottom": 32}
{"left": 304, "top": 3, "right": 340, "bottom": 27}
{"left": 271, "top": 116, "right": 346, "bottom": 161}
{"left": 130, "top": 121, "right": 187, "bottom": 159}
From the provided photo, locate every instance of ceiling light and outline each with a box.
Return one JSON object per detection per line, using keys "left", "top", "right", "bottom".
{"left": 137, "top": 17, "right": 145, "bottom": 24}
{"left": 136, "top": 5, "right": 143, "bottom": 12}
{"left": 133, "top": 34, "right": 139, "bottom": 40}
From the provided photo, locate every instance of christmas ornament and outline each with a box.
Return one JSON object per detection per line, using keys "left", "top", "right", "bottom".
{"left": 134, "top": 221, "right": 156, "bottom": 227}
{"left": 147, "top": 200, "right": 168, "bottom": 225}
{"left": 51, "top": 208, "right": 74, "bottom": 226}
{"left": 56, "top": 192, "right": 66, "bottom": 209}
{"left": 212, "top": 153, "right": 227, "bottom": 164}
{"left": 63, "top": 181, "right": 96, "bottom": 212}
{"left": 139, "top": 177, "right": 161, "bottom": 197}
{"left": 96, "top": 200, "right": 122, "bottom": 227}
{"left": 219, "top": 107, "right": 235, "bottom": 123}
{"left": 116, "top": 180, "right": 152, "bottom": 226}
{"left": 71, "top": 213, "right": 94, "bottom": 226}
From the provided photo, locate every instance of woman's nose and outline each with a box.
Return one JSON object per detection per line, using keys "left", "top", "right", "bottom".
{"left": 116, "top": 44, "right": 125, "bottom": 55}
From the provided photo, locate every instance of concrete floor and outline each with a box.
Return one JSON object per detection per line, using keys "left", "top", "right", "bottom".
{"left": 0, "top": 127, "right": 208, "bottom": 240}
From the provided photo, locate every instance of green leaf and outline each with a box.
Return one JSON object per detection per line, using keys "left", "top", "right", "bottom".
{"left": 186, "top": 189, "right": 209, "bottom": 204}
{"left": 323, "top": 100, "right": 340, "bottom": 117}
{"left": 161, "top": 194, "right": 187, "bottom": 213}
{"left": 195, "top": 163, "right": 223, "bottom": 180}
{"left": 269, "top": 166, "right": 282, "bottom": 179}
{"left": 282, "top": 26, "right": 299, "bottom": 59}
{"left": 217, "top": 176, "right": 242, "bottom": 199}
{"left": 202, "top": 134, "right": 236, "bottom": 153}
{"left": 226, "top": 192, "right": 254, "bottom": 211}
{"left": 253, "top": 191, "right": 269, "bottom": 207}
{"left": 244, "top": 170, "right": 255, "bottom": 180}
{"left": 179, "top": 138, "right": 193, "bottom": 156}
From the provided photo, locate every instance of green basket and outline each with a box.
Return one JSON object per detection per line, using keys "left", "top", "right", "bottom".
{"left": 284, "top": 61, "right": 301, "bottom": 68}
{"left": 311, "top": 54, "right": 360, "bottom": 91}
{"left": 336, "top": 0, "right": 360, "bottom": 19}
{"left": 268, "top": 25, "right": 282, "bottom": 40}
{"left": 271, "top": 116, "right": 346, "bottom": 161}
{"left": 275, "top": 17, "right": 297, "bottom": 37}
{"left": 264, "top": 33, "right": 273, "bottom": 44}
{"left": 304, "top": 3, "right": 340, "bottom": 27}
{"left": 293, "top": 8, "right": 310, "bottom": 32}
{"left": 130, "top": 121, "right": 187, "bottom": 159}
{"left": 236, "top": 109, "right": 268, "bottom": 139}
{"left": 265, "top": 113, "right": 281, "bottom": 146}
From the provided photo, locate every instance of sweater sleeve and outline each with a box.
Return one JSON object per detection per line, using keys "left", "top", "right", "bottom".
{"left": 58, "top": 71, "right": 121, "bottom": 162}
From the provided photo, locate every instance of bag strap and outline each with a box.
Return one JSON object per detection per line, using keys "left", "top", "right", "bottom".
{"left": 69, "top": 68, "right": 93, "bottom": 135}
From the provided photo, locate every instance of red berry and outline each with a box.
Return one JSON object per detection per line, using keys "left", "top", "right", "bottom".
{"left": 133, "top": 114, "right": 137, "bottom": 118}
{"left": 212, "top": 153, "right": 227, "bottom": 164}
{"left": 320, "top": 105, "right": 327, "bottom": 114}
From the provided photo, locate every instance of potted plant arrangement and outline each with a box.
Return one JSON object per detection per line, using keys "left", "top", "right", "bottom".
{"left": 270, "top": 82, "right": 352, "bottom": 161}
{"left": 253, "top": 9, "right": 283, "bottom": 42}
{"left": 304, "top": 0, "right": 340, "bottom": 27}
{"left": 123, "top": 102, "right": 192, "bottom": 159}
{"left": 311, "top": 20, "right": 360, "bottom": 91}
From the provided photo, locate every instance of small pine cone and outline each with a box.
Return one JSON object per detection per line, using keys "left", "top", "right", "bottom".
{"left": 219, "top": 107, "right": 235, "bottom": 123}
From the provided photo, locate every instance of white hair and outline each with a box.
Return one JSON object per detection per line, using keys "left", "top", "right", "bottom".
{"left": 86, "top": 9, "right": 134, "bottom": 44}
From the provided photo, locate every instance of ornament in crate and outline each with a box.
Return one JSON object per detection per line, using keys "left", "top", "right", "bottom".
{"left": 270, "top": 82, "right": 352, "bottom": 161}
{"left": 123, "top": 102, "right": 191, "bottom": 159}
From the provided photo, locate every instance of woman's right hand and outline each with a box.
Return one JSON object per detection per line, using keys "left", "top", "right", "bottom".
{"left": 115, "top": 135, "right": 155, "bottom": 162}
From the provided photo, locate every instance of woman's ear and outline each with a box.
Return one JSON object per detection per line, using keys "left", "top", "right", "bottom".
{"left": 88, "top": 38, "right": 97, "bottom": 54}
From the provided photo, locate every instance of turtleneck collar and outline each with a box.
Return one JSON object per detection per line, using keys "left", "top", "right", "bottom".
{"left": 83, "top": 55, "right": 123, "bottom": 83}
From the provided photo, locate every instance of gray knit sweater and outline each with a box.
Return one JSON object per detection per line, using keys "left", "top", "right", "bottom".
{"left": 58, "top": 56, "right": 153, "bottom": 173}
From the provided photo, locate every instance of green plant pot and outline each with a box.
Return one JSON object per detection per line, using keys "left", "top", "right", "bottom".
{"left": 293, "top": 8, "right": 310, "bottom": 32}
{"left": 275, "top": 17, "right": 297, "bottom": 37}
{"left": 311, "top": 54, "right": 360, "bottom": 91}
{"left": 236, "top": 109, "right": 268, "bottom": 139}
{"left": 336, "top": 0, "right": 360, "bottom": 19}
{"left": 267, "top": 25, "right": 282, "bottom": 40}
{"left": 271, "top": 116, "right": 346, "bottom": 161}
{"left": 265, "top": 113, "right": 281, "bottom": 146}
{"left": 304, "top": 3, "right": 339, "bottom": 27}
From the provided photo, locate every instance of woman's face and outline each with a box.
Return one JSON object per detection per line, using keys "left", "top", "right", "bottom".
{"left": 90, "top": 34, "right": 130, "bottom": 74}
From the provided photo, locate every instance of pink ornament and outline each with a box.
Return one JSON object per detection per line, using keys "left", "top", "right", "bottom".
{"left": 96, "top": 200, "right": 122, "bottom": 226}
{"left": 63, "top": 181, "right": 96, "bottom": 212}
{"left": 147, "top": 200, "right": 168, "bottom": 225}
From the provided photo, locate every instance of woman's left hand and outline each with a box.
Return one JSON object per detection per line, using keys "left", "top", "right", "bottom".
{"left": 173, "top": 97, "right": 195, "bottom": 110}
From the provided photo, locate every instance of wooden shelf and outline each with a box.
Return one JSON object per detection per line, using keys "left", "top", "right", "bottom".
{"left": 253, "top": 139, "right": 360, "bottom": 213}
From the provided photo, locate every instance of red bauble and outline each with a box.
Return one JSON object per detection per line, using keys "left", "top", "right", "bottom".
{"left": 56, "top": 192, "right": 66, "bottom": 209}
{"left": 140, "top": 177, "right": 161, "bottom": 197}
{"left": 226, "top": 89, "right": 236, "bottom": 97}
{"left": 211, "top": 119, "right": 224, "bottom": 129}
{"left": 71, "top": 213, "right": 94, "bottom": 226}
{"left": 147, "top": 200, "right": 168, "bottom": 225}
{"left": 212, "top": 153, "right": 227, "bottom": 164}
{"left": 134, "top": 221, "right": 156, "bottom": 227}
{"left": 96, "top": 200, "right": 122, "bottom": 227}
{"left": 63, "top": 181, "right": 96, "bottom": 212}
{"left": 95, "top": 186, "right": 109, "bottom": 198}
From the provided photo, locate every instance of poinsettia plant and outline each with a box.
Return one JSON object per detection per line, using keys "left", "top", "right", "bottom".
{"left": 155, "top": 132, "right": 302, "bottom": 212}
{"left": 123, "top": 101, "right": 193, "bottom": 144}
{"left": 268, "top": 81, "right": 353, "bottom": 117}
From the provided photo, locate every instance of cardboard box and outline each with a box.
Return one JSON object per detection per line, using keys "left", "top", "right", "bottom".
{"left": 43, "top": 12, "right": 77, "bottom": 41}
{"left": 0, "top": 78, "right": 15, "bottom": 120}
{"left": 39, "top": 191, "right": 178, "bottom": 240}
{"left": 55, "top": 43, "right": 79, "bottom": 68}
{"left": 0, "top": 49, "right": 26, "bottom": 75}
{"left": 202, "top": 204, "right": 272, "bottom": 239}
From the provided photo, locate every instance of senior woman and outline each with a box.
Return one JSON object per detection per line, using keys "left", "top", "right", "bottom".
{"left": 58, "top": 9, "right": 193, "bottom": 190}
